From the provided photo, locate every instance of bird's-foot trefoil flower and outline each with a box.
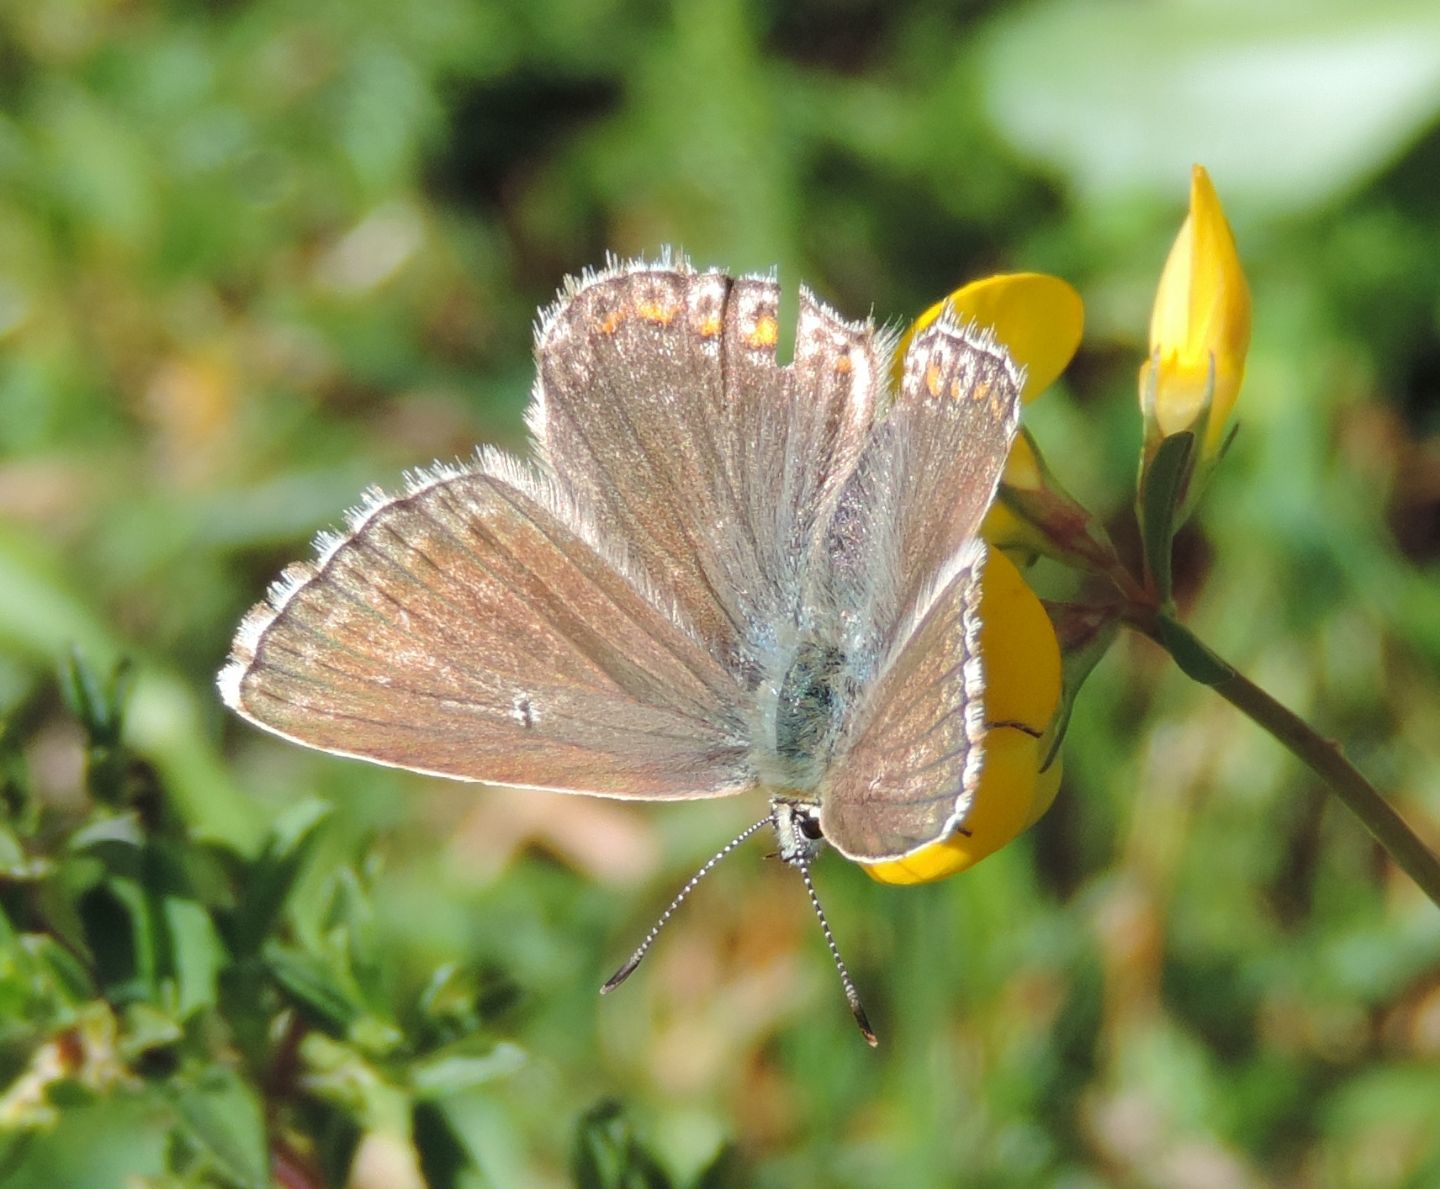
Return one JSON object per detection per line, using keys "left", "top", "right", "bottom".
{"left": 1137, "top": 164, "right": 1252, "bottom": 566}
{"left": 865, "top": 165, "right": 1440, "bottom": 915}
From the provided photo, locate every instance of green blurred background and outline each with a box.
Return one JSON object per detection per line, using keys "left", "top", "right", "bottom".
{"left": 3, "top": 0, "right": 1440, "bottom": 1185}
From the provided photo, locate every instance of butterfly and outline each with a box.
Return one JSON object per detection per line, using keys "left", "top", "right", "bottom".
{"left": 219, "top": 256, "right": 1023, "bottom": 1044}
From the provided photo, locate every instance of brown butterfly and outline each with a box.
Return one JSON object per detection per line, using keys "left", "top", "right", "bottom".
{"left": 220, "top": 257, "right": 1021, "bottom": 1043}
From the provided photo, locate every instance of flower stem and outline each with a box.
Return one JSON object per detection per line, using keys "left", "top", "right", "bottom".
{"left": 1135, "top": 613, "right": 1440, "bottom": 909}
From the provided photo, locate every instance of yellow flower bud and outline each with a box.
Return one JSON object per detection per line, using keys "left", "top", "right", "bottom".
{"left": 863, "top": 547, "right": 1062, "bottom": 885}
{"left": 1142, "top": 165, "right": 1252, "bottom": 456}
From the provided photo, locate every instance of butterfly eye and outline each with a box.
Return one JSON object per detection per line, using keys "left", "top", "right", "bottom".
{"left": 799, "top": 813, "right": 824, "bottom": 842}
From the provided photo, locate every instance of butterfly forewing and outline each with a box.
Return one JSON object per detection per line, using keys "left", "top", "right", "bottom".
{"left": 220, "top": 460, "right": 754, "bottom": 799}
{"left": 820, "top": 318, "right": 1021, "bottom": 654}
{"left": 531, "top": 262, "right": 884, "bottom": 670}
{"left": 886, "top": 319, "right": 1020, "bottom": 603}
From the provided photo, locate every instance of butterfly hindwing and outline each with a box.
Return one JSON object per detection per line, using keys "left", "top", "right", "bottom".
{"left": 818, "top": 539, "right": 989, "bottom": 862}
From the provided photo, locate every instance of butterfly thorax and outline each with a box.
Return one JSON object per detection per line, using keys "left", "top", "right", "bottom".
{"left": 753, "top": 632, "right": 862, "bottom": 795}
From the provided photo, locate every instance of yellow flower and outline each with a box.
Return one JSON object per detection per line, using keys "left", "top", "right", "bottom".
{"left": 863, "top": 547, "right": 1063, "bottom": 885}
{"left": 1142, "top": 165, "right": 1251, "bottom": 457}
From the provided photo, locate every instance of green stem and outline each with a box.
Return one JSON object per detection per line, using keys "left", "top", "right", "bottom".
{"left": 1136, "top": 613, "right": 1440, "bottom": 909}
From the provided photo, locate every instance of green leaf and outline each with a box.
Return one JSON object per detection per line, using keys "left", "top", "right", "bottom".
{"left": 23, "top": 933, "right": 96, "bottom": 1006}
{"left": 415, "top": 962, "right": 470, "bottom": 1026}
{"left": 1138, "top": 431, "right": 1195, "bottom": 605}
{"left": 168, "top": 1067, "right": 269, "bottom": 1189}
{"left": 60, "top": 655, "right": 136, "bottom": 808}
{"left": 981, "top": 0, "right": 1440, "bottom": 213}
{"left": 349, "top": 1013, "right": 405, "bottom": 1057}
{"left": 299, "top": 1032, "right": 412, "bottom": 1133}
{"left": 60, "top": 652, "right": 127, "bottom": 745}
{"left": 161, "top": 894, "right": 226, "bottom": 1017}
{"left": 1038, "top": 602, "right": 1123, "bottom": 772}
{"left": 0, "top": 821, "right": 41, "bottom": 878}
{"left": 410, "top": 1039, "right": 526, "bottom": 1100}
{"left": 264, "top": 941, "right": 361, "bottom": 1033}
{"left": 413, "top": 963, "right": 519, "bottom": 1042}
{"left": 88, "top": 875, "right": 159, "bottom": 1002}
{"left": 227, "top": 798, "right": 332, "bottom": 958}
{"left": 68, "top": 811, "right": 146, "bottom": 858}
{"left": 328, "top": 865, "right": 387, "bottom": 1014}
{"left": 571, "top": 1100, "right": 674, "bottom": 1189}
{"left": 267, "top": 797, "right": 335, "bottom": 857}
{"left": 413, "top": 1100, "right": 475, "bottom": 1189}
{"left": 119, "top": 1001, "right": 183, "bottom": 1060}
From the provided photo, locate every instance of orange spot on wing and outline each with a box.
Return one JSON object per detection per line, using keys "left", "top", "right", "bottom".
{"left": 925, "top": 362, "right": 943, "bottom": 397}
{"left": 745, "top": 314, "right": 779, "bottom": 350}
{"left": 697, "top": 313, "right": 723, "bottom": 338}
{"left": 636, "top": 299, "right": 678, "bottom": 326}
{"left": 598, "top": 308, "right": 626, "bottom": 335}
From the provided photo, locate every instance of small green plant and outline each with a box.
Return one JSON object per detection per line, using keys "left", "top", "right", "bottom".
{"left": 0, "top": 656, "right": 523, "bottom": 1187}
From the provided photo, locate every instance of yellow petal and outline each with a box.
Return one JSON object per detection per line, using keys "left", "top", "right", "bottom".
{"left": 863, "top": 548, "right": 1062, "bottom": 885}
{"left": 982, "top": 434, "right": 1045, "bottom": 553}
{"left": 1144, "top": 165, "right": 1251, "bottom": 454}
{"left": 974, "top": 545, "right": 1061, "bottom": 732}
{"left": 896, "top": 273, "right": 1084, "bottom": 402}
{"left": 998, "top": 429, "right": 1042, "bottom": 492}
